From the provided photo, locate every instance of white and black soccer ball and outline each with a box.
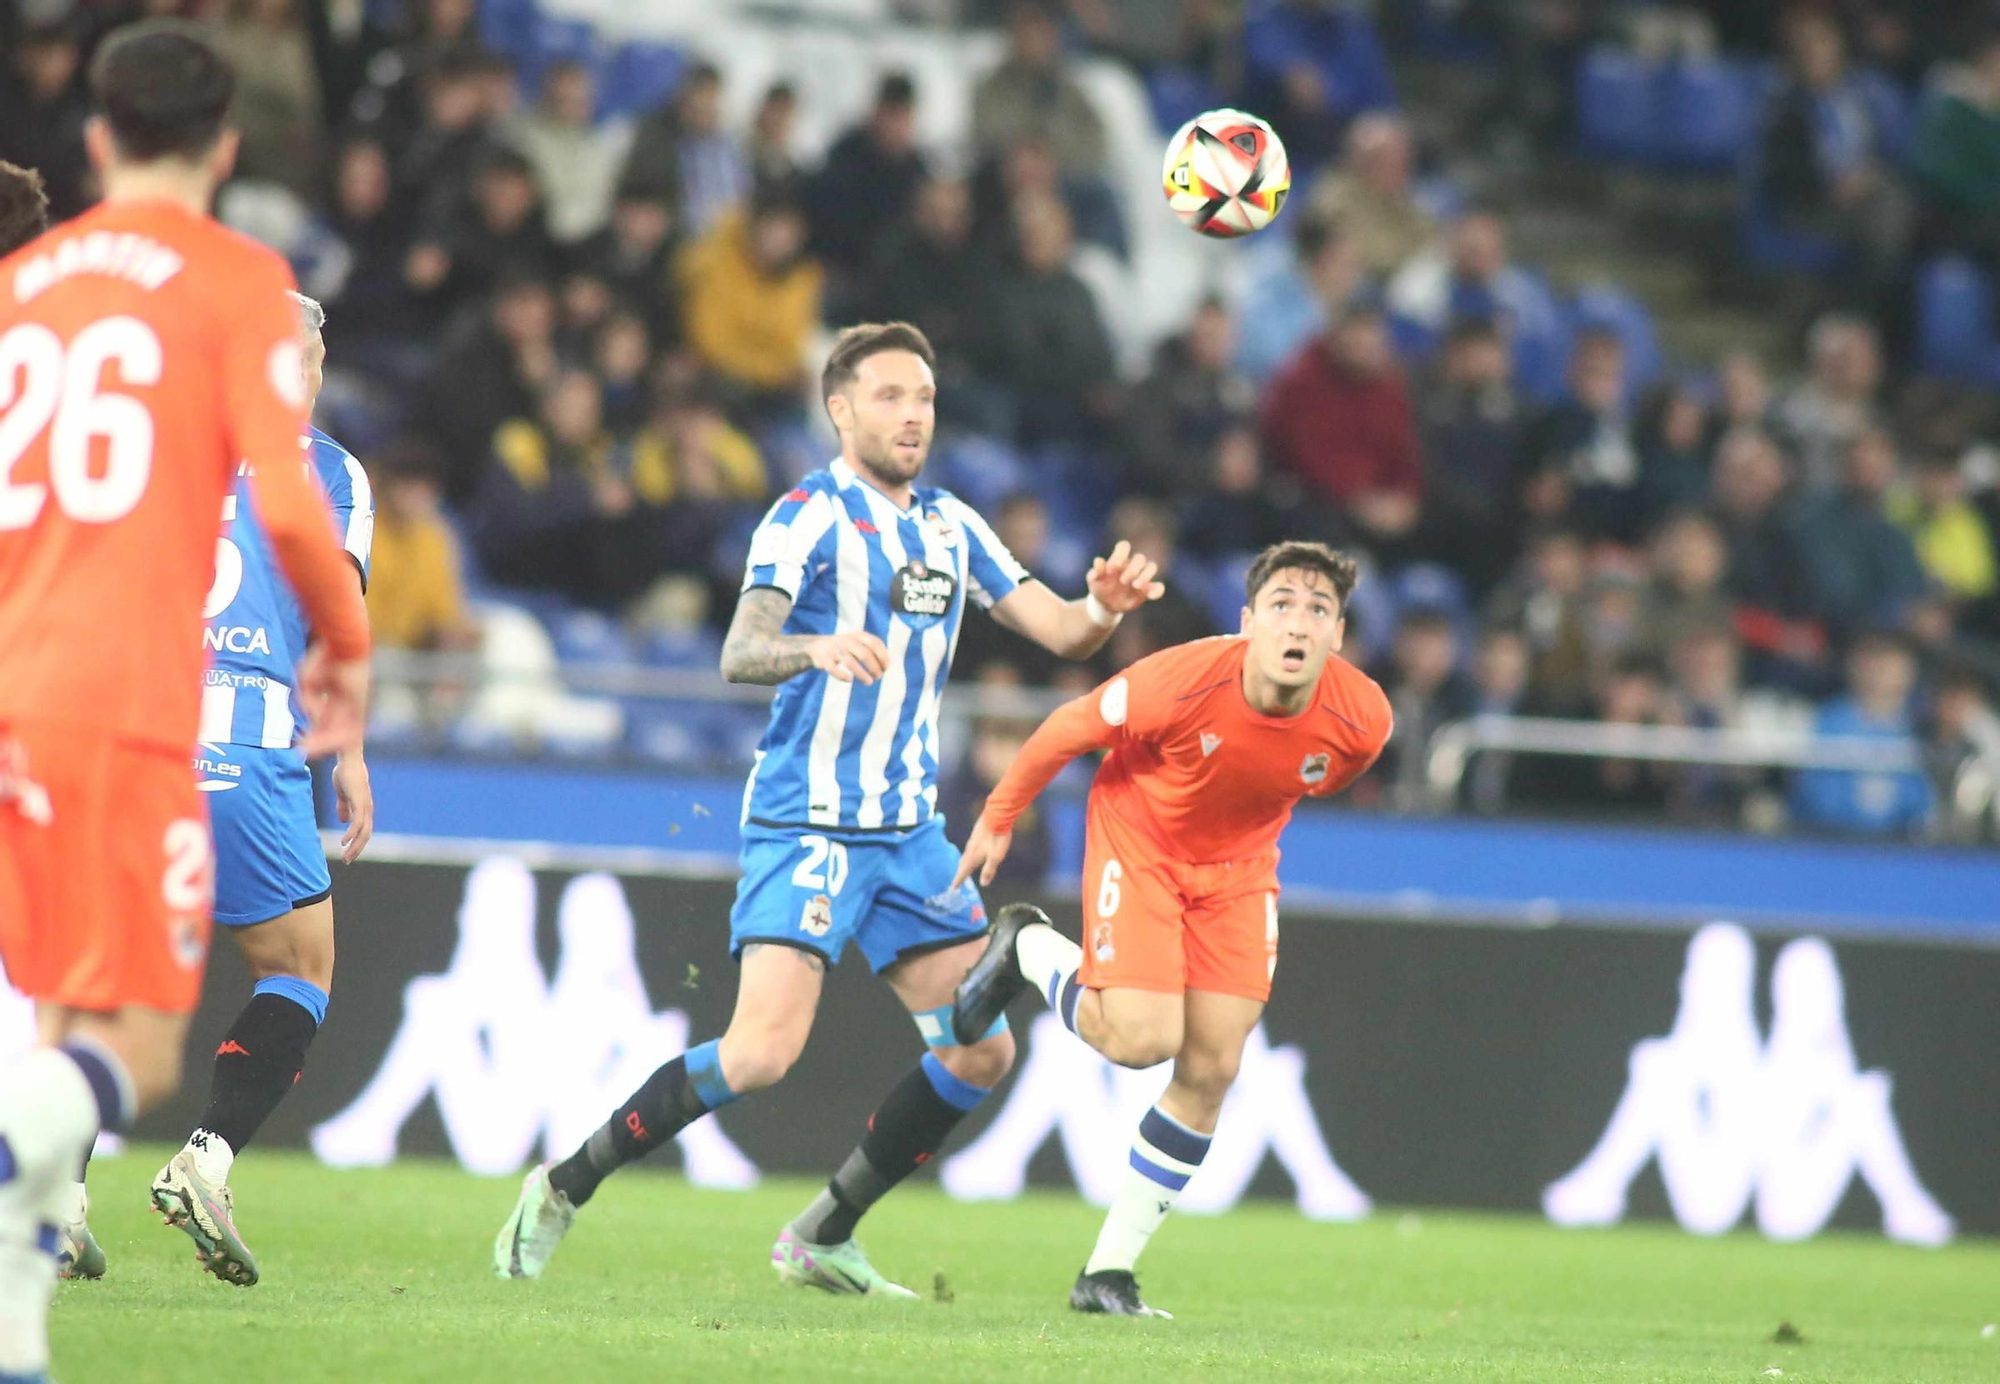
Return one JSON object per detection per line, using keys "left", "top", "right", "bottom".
{"left": 1160, "top": 108, "right": 1291, "bottom": 239}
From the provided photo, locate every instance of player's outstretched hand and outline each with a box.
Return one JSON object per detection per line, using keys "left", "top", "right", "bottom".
{"left": 807, "top": 630, "right": 891, "bottom": 685}
{"left": 1087, "top": 539, "right": 1167, "bottom": 615}
{"left": 951, "top": 815, "right": 1013, "bottom": 891}
{"left": 334, "top": 752, "right": 374, "bottom": 864}
{"left": 297, "top": 646, "right": 370, "bottom": 759}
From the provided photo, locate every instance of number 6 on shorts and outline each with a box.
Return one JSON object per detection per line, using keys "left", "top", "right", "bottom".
{"left": 1096, "top": 858, "right": 1122, "bottom": 917}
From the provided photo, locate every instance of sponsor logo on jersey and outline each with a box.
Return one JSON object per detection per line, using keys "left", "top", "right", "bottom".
{"left": 1300, "top": 752, "right": 1330, "bottom": 784}
{"left": 800, "top": 893, "right": 834, "bottom": 937}
{"left": 204, "top": 625, "right": 272, "bottom": 656}
{"left": 889, "top": 559, "right": 956, "bottom": 625}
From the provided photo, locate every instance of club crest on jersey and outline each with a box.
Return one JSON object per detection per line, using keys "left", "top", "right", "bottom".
{"left": 1300, "top": 752, "right": 1331, "bottom": 785}
{"left": 890, "top": 559, "right": 956, "bottom": 627}
{"left": 800, "top": 893, "right": 834, "bottom": 938}
{"left": 923, "top": 507, "right": 959, "bottom": 546}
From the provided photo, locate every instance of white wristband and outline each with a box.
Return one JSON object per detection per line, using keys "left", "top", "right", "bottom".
{"left": 1085, "top": 593, "right": 1123, "bottom": 629}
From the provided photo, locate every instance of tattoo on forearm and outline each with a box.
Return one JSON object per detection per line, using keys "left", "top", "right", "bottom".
{"left": 742, "top": 941, "right": 826, "bottom": 973}
{"left": 720, "top": 588, "right": 815, "bottom": 685}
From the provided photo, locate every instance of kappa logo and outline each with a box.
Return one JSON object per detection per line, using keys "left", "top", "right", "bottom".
{"left": 1299, "top": 752, "right": 1330, "bottom": 785}
{"left": 310, "top": 858, "right": 759, "bottom": 1189}
{"left": 944, "top": 1015, "right": 1372, "bottom": 1221}
{"left": 800, "top": 893, "right": 834, "bottom": 938}
{"left": 1201, "top": 732, "right": 1223, "bottom": 758}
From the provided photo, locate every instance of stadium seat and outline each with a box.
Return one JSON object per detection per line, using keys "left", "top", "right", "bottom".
{"left": 598, "top": 41, "right": 683, "bottom": 121}
{"left": 1916, "top": 257, "right": 2000, "bottom": 388}
{"left": 551, "top": 608, "right": 633, "bottom": 665}
{"left": 642, "top": 626, "right": 723, "bottom": 671}
{"left": 1144, "top": 67, "right": 1221, "bottom": 135}
{"left": 1661, "top": 59, "right": 1763, "bottom": 172}
{"left": 1576, "top": 48, "right": 1663, "bottom": 164}
{"left": 477, "top": 0, "right": 541, "bottom": 57}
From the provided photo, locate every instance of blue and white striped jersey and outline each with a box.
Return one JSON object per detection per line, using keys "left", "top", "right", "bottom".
{"left": 198, "top": 427, "right": 373, "bottom": 750}
{"left": 740, "top": 458, "right": 1030, "bottom": 833}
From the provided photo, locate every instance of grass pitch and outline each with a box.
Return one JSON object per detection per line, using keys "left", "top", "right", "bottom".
{"left": 54, "top": 1145, "right": 1995, "bottom": 1383}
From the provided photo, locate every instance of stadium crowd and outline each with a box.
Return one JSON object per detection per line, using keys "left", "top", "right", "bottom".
{"left": 5, "top": 0, "right": 2000, "bottom": 842}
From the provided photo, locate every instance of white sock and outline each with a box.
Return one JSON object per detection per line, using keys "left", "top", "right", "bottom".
{"left": 0, "top": 1050, "right": 101, "bottom": 1374}
{"left": 1015, "top": 923, "right": 1084, "bottom": 1034}
{"left": 1084, "top": 1104, "right": 1213, "bottom": 1275}
{"left": 58, "top": 1180, "right": 87, "bottom": 1228}
{"left": 186, "top": 1129, "right": 236, "bottom": 1186}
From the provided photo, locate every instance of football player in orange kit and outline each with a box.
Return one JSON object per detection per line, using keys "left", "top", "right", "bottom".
{"left": 0, "top": 21, "right": 368, "bottom": 1371}
{"left": 950, "top": 541, "right": 1390, "bottom": 1318}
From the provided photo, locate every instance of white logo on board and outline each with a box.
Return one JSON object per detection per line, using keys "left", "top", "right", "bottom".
{"left": 310, "top": 858, "right": 758, "bottom": 1188}
{"left": 942, "top": 1013, "right": 1372, "bottom": 1221}
{"left": 1543, "top": 923, "right": 1955, "bottom": 1245}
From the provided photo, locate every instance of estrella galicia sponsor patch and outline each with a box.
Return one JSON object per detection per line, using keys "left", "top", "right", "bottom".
{"left": 889, "top": 559, "right": 956, "bottom": 626}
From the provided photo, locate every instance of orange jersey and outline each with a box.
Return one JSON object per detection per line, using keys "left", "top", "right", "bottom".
{"left": 982, "top": 636, "right": 1392, "bottom": 866}
{"left": 0, "top": 199, "right": 369, "bottom": 752}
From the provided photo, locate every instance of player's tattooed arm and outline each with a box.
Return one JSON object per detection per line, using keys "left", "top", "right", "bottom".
{"left": 742, "top": 942, "right": 827, "bottom": 973}
{"left": 721, "top": 588, "right": 891, "bottom": 687}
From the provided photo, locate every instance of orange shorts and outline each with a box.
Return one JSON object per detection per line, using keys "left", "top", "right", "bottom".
{"left": 1080, "top": 801, "right": 1280, "bottom": 1003}
{"left": 0, "top": 720, "right": 213, "bottom": 1014}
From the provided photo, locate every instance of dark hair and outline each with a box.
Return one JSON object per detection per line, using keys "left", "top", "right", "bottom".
{"left": 683, "top": 59, "right": 722, "bottom": 88}
{"left": 0, "top": 161, "right": 50, "bottom": 258}
{"left": 1291, "top": 211, "right": 1342, "bottom": 265}
{"left": 877, "top": 72, "right": 917, "bottom": 108}
{"left": 821, "top": 321, "right": 936, "bottom": 400}
{"left": 89, "top": 21, "right": 235, "bottom": 163}
{"left": 1444, "top": 315, "right": 1502, "bottom": 348}
{"left": 1244, "top": 541, "right": 1359, "bottom": 611}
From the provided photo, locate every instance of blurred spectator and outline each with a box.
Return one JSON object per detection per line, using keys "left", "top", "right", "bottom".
{"left": 969, "top": 192, "right": 1117, "bottom": 449}
{"left": 939, "top": 718, "right": 1052, "bottom": 887}
{"left": 1388, "top": 207, "right": 1565, "bottom": 390}
{"left": 1235, "top": 213, "right": 1361, "bottom": 386}
{"left": 1180, "top": 425, "right": 1295, "bottom": 561}
{"left": 472, "top": 370, "right": 674, "bottom": 609}
{"left": 1638, "top": 381, "right": 1714, "bottom": 521}
{"left": 1775, "top": 313, "right": 1884, "bottom": 492}
{"left": 1260, "top": 296, "right": 1423, "bottom": 551}
{"left": 319, "top": 134, "right": 425, "bottom": 368}
{"left": 1066, "top": 0, "right": 1192, "bottom": 67}
{"left": 509, "top": 59, "right": 635, "bottom": 245}
{"left": 1924, "top": 664, "right": 2000, "bottom": 840}
{"left": 865, "top": 177, "right": 999, "bottom": 429}
{"left": 621, "top": 384, "right": 770, "bottom": 512}
{"left": 1712, "top": 350, "right": 1774, "bottom": 439}
{"left": 972, "top": 0, "right": 1109, "bottom": 176}
{"left": 593, "top": 312, "right": 654, "bottom": 434}
{"left": 1303, "top": 112, "right": 1438, "bottom": 278}
{"left": 390, "top": 45, "right": 510, "bottom": 220}
{"left": 1462, "top": 623, "right": 1531, "bottom": 813}
{"left": 1378, "top": 607, "right": 1476, "bottom": 808}
{"left": 1643, "top": 509, "right": 1735, "bottom": 649}
{"left": 303, "top": 0, "right": 396, "bottom": 128}
{"left": 1793, "top": 427, "right": 1930, "bottom": 637}
{"left": 621, "top": 59, "right": 748, "bottom": 238}
{"left": 1660, "top": 617, "right": 1761, "bottom": 825}
{"left": 676, "top": 184, "right": 823, "bottom": 410}
{"left": 747, "top": 81, "right": 803, "bottom": 191}
{"left": 1099, "top": 498, "right": 1214, "bottom": 666}
{"left": 364, "top": 439, "right": 480, "bottom": 654}
{"left": 1911, "top": 21, "right": 2000, "bottom": 264}
{"left": 1519, "top": 655, "right": 1674, "bottom": 814}
{"left": 1889, "top": 452, "right": 1997, "bottom": 611}
{"left": 953, "top": 493, "right": 1062, "bottom": 685}
{"left": 812, "top": 73, "right": 929, "bottom": 286}
{"left": 1125, "top": 296, "right": 1256, "bottom": 497}
{"left": 1485, "top": 526, "right": 1591, "bottom": 705}
{"left": 1520, "top": 327, "right": 1645, "bottom": 543}
{"left": 971, "top": 134, "right": 1127, "bottom": 262}
{"left": 0, "top": 18, "right": 89, "bottom": 219}
{"left": 349, "top": 0, "right": 484, "bottom": 143}
{"left": 208, "top": 0, "right": 324, "bottom": 198}
{"left": 1790, "top": 630, "right": 1932, "bottom": 837}
{"left": 417, "top": 273, "right": 559, "bottom": 504}
{"left": 1240, "top": 0, "right": 1396, "bottom": 172}
{"left": 574, "top": 188, "right": 681, "bottom": 343}
{"left": 405, "top": 145, "right": 557, "bottom": 320}
{"left": 1708, "top": 425, "right": 1826, "bottom": 686}
{"left": 1417, "top": 316, "right": 1523, "bottom": 589}
{"left": 1755, "top": 9, "right": 1914, "bottom": 316}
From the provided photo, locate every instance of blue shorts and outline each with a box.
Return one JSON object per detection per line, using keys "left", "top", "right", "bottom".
{"left": 195, "top": 744, "right": 330, "bottom": 926}
{"left": 729, "top": 817, "right": 987, "bottom": 972}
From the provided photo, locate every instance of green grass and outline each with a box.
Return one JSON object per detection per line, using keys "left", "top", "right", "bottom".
{"left": 54, "top": 1145, "right": 1997, "bottom": 1383}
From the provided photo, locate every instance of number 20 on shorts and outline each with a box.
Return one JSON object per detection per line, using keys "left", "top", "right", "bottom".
{"left": 792, "top": 834, "right": 849, "bottom": 896}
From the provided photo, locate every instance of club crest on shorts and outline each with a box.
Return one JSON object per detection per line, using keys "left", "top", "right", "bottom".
{"left": 1093, "top": 920, "right": 1116, "bottom": 964}
{"left": 800, "top": 893, "right": 833, "bottom": 937}
{"left": 1300, "top": 752, "right": 1331, "bottom": 785}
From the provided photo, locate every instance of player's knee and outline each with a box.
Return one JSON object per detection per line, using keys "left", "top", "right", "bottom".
{"left": 1175, "top": 1048, "right": 1241, "bottom": 1105}
{"left": 718, "top": 1024, "right": 808, "bottom": 1093}
{"left": 939, "top": 1028, "right": 1015, "bottom": 1088}
{"left": 1098, "top": 1023, "right": 1182, "bottom": 1071}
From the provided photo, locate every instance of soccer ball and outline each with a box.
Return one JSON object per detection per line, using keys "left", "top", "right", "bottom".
{"left": 1161, "top": 109, "right": 1290, "bottom": 239}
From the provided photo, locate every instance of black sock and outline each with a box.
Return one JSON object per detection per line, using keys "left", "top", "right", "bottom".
{"left": 792, "top": 1054, "right": 986, "bottom": 1245}
{"left": 196, "top": 992, "right": 319, "bottom": 1153}
{"left": 548, "top": 1054, "right": 715, "bottom": 1207}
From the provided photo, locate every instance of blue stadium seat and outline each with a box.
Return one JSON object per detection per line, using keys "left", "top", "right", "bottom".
{"left": 477, "top": 0, "right": 540, "bottom": 57}
{"left": 1739, "top": 197, "right": 1846, "bottom": 276}
{"left": 1661, "top": 59, "right": 1763, "bottom": 172}
{"left": 1576, "top": 49, "right": 1662, "bottom": 164}
{"left": 599, "top": 42, "right": 684, "bottom": 121}
{"left": 551, "top": 608, "right": 632, "bottom": 665}
{"left": 1916, "top": 257, "right": 2000, "bottom": 388}
{"left": 1199, "top": 553, "right": 1256, "bottom": 634}
{"left": 1144, "top": 67, "right": 1221, "bottom": 135}
{"left": 642, "top": 626, "right": 723, "bottom": 671}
